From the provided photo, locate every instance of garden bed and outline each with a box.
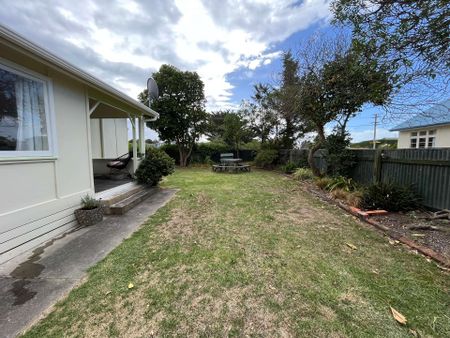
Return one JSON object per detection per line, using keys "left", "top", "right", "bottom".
{"left": 371, "top": 211, "right": 450, "bottom": 261}
{"left": 299, "top": 179, "right": 450, "bottom": 266}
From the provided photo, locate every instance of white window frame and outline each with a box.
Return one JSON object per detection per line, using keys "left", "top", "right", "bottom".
{"left": 409, "top": 129, "right": 436, "bottom": 149}
{"left": 0, "top": 59, "right": 57, "bottom": 160}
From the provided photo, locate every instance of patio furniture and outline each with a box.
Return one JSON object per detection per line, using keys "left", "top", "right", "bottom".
{"left": 107, "top": 152, "right": 132, "bottom": 175}
{"left": 213, "top": 153, "right": 251, "bottom": 173}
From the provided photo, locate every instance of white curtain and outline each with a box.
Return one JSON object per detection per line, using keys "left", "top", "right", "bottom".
{"left": 15, "top": 78, "right": 47, "bottom": 151}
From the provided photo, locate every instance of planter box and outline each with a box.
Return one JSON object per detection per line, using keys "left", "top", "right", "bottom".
{"left": 74, "top": 207, "right": 104, "bottom": 226}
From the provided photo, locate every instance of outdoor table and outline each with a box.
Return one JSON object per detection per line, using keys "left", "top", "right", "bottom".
{"left": 220, "top": 158, "right": 242, "bottom": 166}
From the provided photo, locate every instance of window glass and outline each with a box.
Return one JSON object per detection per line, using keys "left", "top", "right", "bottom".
{"left": 428, "top": 130, "right": 436, "bottom": 135}
{"left": 411, "top": 132, "right": 417, "bottom": 137}
{"left": 418, "top": 137, "right": 426, "bottom": 148}
{"left": 0, "top": 67, "right": 49, "bottom": 152}
{"left": 410, "top": 138, "right": 417, "bottom": 148}
{"left": 419, "top": 131, "right": 427, "bottom": 136}
{"left": 428, "top": 137, "right": 435, "bottom": 148}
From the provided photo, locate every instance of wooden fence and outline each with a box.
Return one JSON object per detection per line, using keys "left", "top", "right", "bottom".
{"left": 280, "top": 148, "right": 450, "bottom": 210}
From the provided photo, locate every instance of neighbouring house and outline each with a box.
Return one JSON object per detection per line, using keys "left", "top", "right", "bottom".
{"left": 0, "top": 25, "right": 158, "bottom": 263}
{"left": 390, "top": 99, "right": 450, "bottom": 149}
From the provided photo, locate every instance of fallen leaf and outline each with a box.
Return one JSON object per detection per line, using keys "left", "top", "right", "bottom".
{"left": 390, "top": 306, "right": 407, "bottom": 325}
{"left": 128, "top": 282, "right": 134, "bottom": 289}
{"left": 409, "top": 329, "right": 418, "bottom": 337}
{"left": 412, "top": 233, "right": 425, "bottom": 237}
{"left": 346, "top": 243, "right": 357, "bottom": 250}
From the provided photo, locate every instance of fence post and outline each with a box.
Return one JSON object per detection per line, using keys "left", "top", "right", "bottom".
{"left": 373, "top": 149, "right": 383, "bottom": 184}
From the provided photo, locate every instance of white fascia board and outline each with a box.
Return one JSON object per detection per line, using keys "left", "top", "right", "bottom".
{"left": 0, "top": 24, "right": 159, "bottom": 119}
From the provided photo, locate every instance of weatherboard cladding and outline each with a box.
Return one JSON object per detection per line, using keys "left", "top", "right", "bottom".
{"left": 390, "top": 99, "right": 450, "bottom": 131}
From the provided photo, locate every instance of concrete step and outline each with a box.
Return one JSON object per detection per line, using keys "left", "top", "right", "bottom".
{"left": 108, "top": 188, "right": 157, "bottom": 215}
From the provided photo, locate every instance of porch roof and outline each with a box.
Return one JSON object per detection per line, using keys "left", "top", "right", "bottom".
{"left": 0, "top": 24, "right": 158, "bottom": 120}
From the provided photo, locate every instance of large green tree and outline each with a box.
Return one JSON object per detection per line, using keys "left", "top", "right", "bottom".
{"left": 273, "top": 51, "right": 306, "bottom": 149}
{"left": 296, "top": 45, "right": 392, "bottom": 176}
{"left": 331, "top": 0, "right": 450, "bottom": 81}
{"left": 222, "top": 113, "right": 252, "bottom": 157}
{"left": 139, "top": 64, "right": 207, "bottom": 167}
{"left": 242, "top": 84, "right": 278, "bottom": 145}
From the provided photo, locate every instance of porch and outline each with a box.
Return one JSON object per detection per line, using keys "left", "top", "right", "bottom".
{"left": 89, "top": 97, "right": 155, "bottom": 187}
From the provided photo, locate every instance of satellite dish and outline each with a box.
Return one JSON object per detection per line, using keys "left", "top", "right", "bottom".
{"left": 146, "top": 77, "right": 159, "bottom": 106}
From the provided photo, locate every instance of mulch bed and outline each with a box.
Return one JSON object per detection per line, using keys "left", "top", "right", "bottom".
{"left": 371, "top": 212, "right": 450, "bottom": 260}
{"left": 297, "top": 179, "right": 450, "bottom": 268}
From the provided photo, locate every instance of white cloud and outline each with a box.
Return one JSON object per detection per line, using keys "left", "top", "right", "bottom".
{"left": 0, "top": 0, "right": 331, "bottom": 110}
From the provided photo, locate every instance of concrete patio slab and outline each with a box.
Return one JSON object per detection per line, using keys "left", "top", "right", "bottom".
{"left": 0, "top": 188, "right": 177, "bottom": 338}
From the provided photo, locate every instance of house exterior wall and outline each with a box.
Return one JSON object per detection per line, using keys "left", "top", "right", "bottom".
{"left": 397, "top": 125, "right": 450, "bottom": 149}
{"left": 90, "top": 118, "right": 128, "bottom": 160}
{"left": 0, "top": 44, "right": 93, "bottom": 263}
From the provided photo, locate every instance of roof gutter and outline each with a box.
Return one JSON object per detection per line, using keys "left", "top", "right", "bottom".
{"left": 0, "top": 24, "right": 158, "bottom": 119}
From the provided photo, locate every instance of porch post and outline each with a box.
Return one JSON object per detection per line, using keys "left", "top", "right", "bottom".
{"left": 139, "top": 116, "right": 146, "bottom": 157}
{"left": 131, "top": 117, "right": 138, "bottom": 174}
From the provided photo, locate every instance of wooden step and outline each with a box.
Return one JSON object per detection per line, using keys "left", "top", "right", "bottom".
{"left": 108, "top": 188, "right": 157, "bottom": 215}
{"left": 97, "top": 182, "right": 146, "bottom": 207}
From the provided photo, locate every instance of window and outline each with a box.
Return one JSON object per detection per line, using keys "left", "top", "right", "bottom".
{"left": 0, "top": 62, "right": 54, "bottom": 158}
{"left": 409, "top": 129, "right": 436, "bottom": 149}
{"left": 418, "top": 137, "right": 426, "bottom": 148}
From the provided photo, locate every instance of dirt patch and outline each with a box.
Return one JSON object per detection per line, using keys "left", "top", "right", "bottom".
{"left": 372, "top": 212, "right": 450, "bottom": 260}
{"left": 317, "top": 305, "right": 337, "bottom": 321}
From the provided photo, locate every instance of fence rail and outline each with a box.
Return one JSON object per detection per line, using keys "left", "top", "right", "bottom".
{"left": 280, "top": 148, "right": 450, "bottom": 210}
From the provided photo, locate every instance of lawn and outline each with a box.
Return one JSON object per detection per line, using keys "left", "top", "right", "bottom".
{"left": 24, "top": 168, "right": 450, "bottom": 337}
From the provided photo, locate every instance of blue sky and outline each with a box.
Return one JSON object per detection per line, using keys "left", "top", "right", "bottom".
{"left": 0, "top": 0, "right": 405, "bottom": 142}
{"left": 227, "top": 25, "right": 399, "bottom": 143}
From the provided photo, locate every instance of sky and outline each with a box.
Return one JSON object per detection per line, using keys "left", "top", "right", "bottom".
{"left": 0, "top": 0, "right": 400, "bottom": 143}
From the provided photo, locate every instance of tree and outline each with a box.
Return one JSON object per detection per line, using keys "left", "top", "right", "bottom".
{"left": 139, "top": 64, "right": 207, "bottom": 167}
{"left": 322, "top": 50, "right": 392, "bottom": 136}
{"left": 295, "top": 36, "right": 392, "bottom": 176}
{"left": 205, "top": 110, "right": 227, "bottom": 141}
{"left": 241, "top": 84, "right": 278, "bottom": 145}
{"left": 222, "top": 113, "right": 251, "bottom": 157}
{"left": 273, "top": 51, "right": 307, "bottom": 148}
{"left": 331, "top": 0, "right": 449, "bottom": 85}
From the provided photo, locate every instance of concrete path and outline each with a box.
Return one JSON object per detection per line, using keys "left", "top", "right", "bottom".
{"left": 0, "top": 188, "right": 177, "bottom": 338}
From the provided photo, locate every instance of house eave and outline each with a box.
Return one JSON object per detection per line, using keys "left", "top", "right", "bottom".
{"left": 390, "top": 122, "right": 450, "bottom": 132}
{"left": 0, "top": 24, "right": 158, "bottom": 119}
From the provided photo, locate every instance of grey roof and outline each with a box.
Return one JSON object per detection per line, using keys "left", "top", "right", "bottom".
{"left": 390, "top": 99, "right": 450, "bottom": 131}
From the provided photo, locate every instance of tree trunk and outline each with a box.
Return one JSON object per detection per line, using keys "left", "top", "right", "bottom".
{"left": 308, "top": 125, "right": 326, "bottom": 177}
{"left": 177, "top": 143, "right": 193, "bottom": 167}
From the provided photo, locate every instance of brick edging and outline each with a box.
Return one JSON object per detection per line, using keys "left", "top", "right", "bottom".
{"left": 303, "top": 185, "right": 450, "bottom": 269}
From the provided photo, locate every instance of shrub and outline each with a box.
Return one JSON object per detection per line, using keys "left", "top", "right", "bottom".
{"left": 160, "top": 144, "right": 180, "bottom": 164}
{"left": 80, "top": 194, "right": 101, "bottom": 210}
{"left": 325, "top": 176, "right": 358, "bottom": 192}
{"left": 361, "top": 182, "right": 421, "bottom": 211}
{"left": 254, "top": 149, "right": 278, "bottom": 168}
{"left": 331, "top": 188, "right": 350, "bottom": 201}
{"left": 293, "top": 168, "right": 314, "bottom": 181}
{"left": 315, "top": 176, "right": 334, "bottom": 190}
{"left": 280, "top": 161, "right": 297, "bottom": 173}
{"left": 135, "top": 147, "right": 175, "bottom": 186}
{"left": 324, "top": 132, "right": 357, "bottom": 177}
{"left": 346, "top": 191, "right": 363, "bottom": 208}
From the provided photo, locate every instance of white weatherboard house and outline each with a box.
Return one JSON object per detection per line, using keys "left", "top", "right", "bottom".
{"left": 0, "top": 25, "right": 158, "bottom": 263}
{"left": 391, "top": 99, "right": 450, "bottom": 149}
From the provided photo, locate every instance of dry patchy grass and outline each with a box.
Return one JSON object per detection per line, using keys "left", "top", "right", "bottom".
{"left": 23, "top": 169, "right": 450, "bottom": 337}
